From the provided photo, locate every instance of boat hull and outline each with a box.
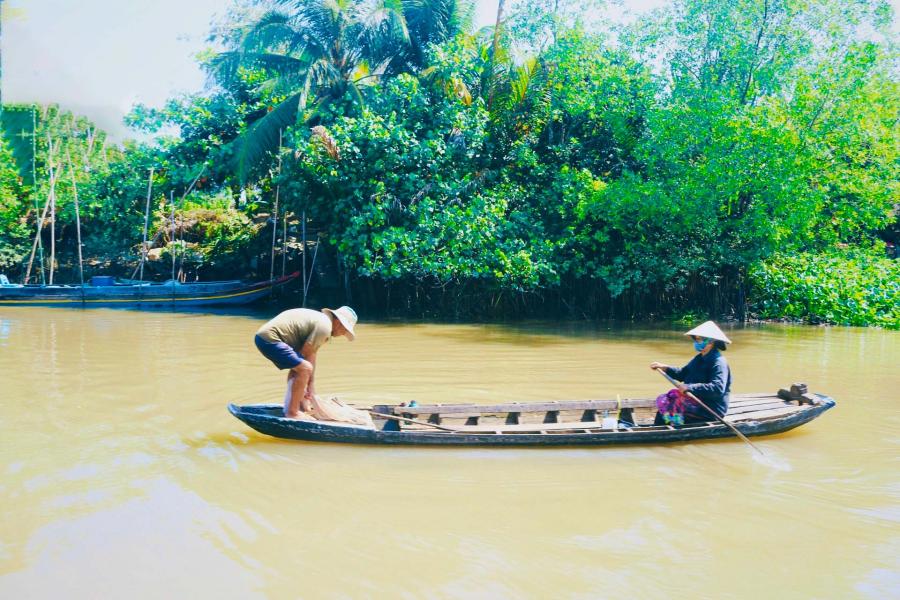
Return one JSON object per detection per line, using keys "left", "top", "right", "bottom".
{"left": 228, "top": 394, "right": 836, "bottom": 447}
{"left": 0, "top": 272, "right": 299, "bottom": 308}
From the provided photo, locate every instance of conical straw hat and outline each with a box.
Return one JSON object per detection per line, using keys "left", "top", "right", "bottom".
{"left": 684, "top": 321, "right": 731, "bottom": 344}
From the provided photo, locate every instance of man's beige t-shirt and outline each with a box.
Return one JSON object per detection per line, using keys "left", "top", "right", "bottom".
{"left": 255, "top": 309, "right": 331, "bottom": 353}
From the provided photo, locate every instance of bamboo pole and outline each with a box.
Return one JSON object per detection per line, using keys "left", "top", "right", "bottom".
{"left": 175, "top": 167, "right": 205, "bottom": 283}
{"left": 177, "top": 208, "right": 183, "bottom": 283}
{"left": 170, "top": 191, "right": 175, "bottom": 287}
{"left": 269, "top": 129, "right": 283, "bottom": 283}
{"left": 45, "top": 134, "right": 58, "bottom": 284}
{"left": 304, "top": 233, "right": 320, "bottom": 300}
{"left": 23, "top": 130, "right": 58, "bottom": 285}
{"left": 138, "top": 168, "right": 154, "bottom": 283}
{"left": 48, "top": 169, "right": 56, "bottom": 285}
{"left": 22, "top": 174, "right": 54, "bottom": 284}
{"left": 301, "top": 209, "right": 307, "bottom": 306}
{"left": 281, "top": 211, "right": 287, "bottom": 279}
{"left": 181, "top": 167, "right": 205, "bottom": 200}
{"left": 31, "top": 105, "right": 45, "bottom": 284}
{"left": 177, "top": 167, "right": 205, "bottom": 283}
{"left": 655, "top": 368, "right": 764, "bottom": 455}
{"left": 65, "top": 151, "right": 85, "bottom": 301}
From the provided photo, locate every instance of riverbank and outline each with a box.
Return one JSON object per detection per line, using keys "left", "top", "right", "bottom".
{"left": 270, "top": 247, "right": 899, "bottom": 330}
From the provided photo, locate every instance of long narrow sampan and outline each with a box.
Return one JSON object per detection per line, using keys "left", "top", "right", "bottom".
{"left": 228, "top": 390, "right": 836, "bottom": 447}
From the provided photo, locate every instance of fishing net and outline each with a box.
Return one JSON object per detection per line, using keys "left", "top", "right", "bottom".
{"left": 308, "top": 395, "right": 374, "bottom": 427}
{"left": 283, "top": 377, "right": 374, "bottom": 427}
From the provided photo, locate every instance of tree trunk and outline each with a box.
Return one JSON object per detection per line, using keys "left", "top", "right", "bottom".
{"left": 487, "top": 0, "right": 506, "bottom": 111}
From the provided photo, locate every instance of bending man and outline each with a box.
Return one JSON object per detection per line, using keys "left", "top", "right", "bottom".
{"left": 254, "top": 306, "right": 357, "bottom": 419}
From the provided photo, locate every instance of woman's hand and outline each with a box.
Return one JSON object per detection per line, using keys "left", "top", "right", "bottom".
{"left": 650, "top": 362, "right": 669, "bottom": 371}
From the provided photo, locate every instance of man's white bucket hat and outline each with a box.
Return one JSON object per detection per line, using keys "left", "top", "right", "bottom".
{"left": 323, "top": 306, "right": 357, "bottom": 341}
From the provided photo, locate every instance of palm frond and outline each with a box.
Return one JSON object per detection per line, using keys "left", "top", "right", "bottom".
{"left": 403, "top": 0, "right": 463, "bottom": 42}
{"left": 449, "top": 0, "right": 474, "bottom": 34}
{"left": 243, "top": 10, "right": 303, "bottom": 52}
{"left": 296, "top": 0, "right": 344, "bottom": 48}
{"left": 364, "top": 0, "right": 409, "bottom": 40}
{"left": 232, "top": 92, "right": 303, "bottom": 182}
{"left": 253, "top": 52, "right": 315, "bottom": 78}
{"left": 310, "top": 125, "right": 341, "bottom": 159}
{"left": 510, "top": 57, "right": 540, "bottom": 106}
{"left": 207, "top": 51, "right": 245, "bottom": 88}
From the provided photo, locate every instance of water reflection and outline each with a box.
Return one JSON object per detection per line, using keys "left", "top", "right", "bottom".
{"left": 0, "top": 477, "right": 266, "bottom": 598}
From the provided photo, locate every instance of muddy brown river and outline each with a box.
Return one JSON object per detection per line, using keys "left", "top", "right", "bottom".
{"left": 1, "top": 307, "right": 897, "bottom": 598}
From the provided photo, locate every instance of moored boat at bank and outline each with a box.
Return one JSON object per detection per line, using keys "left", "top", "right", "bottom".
{"left": 0, "top": 271, "right": 300, "bottom": 308}
{"left": 228, "top": 389, "right": 835, "bottom": 446}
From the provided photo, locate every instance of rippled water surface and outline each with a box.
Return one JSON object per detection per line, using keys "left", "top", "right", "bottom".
{"left": 1, "top": 308, "right": 898, "bottom": 598}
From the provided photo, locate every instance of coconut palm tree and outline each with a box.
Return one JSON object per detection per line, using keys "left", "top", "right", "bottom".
{"left": 210, "top": 0, "right": 405, "bottom": 178}
{"left": 383, "top": 0, "right": 473, "bottom": 74}
{"left": 212, "top": 0, "right": 468, "bottom": 180}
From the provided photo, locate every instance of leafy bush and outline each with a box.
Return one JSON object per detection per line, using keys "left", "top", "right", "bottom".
{"left": 749, "top": 250, "right": 900, "bottom": 329}
{"left": 283, "top": 72, "right": 558, "bottom": 293}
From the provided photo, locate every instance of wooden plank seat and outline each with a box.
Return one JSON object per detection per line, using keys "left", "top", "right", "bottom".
{"left": 729, "top": 395, "right": 789, "bottom": 405}
{"left": 385, "top": 398, "right": 811, "bottom": 433}
{"left": 731, "top": 397, "right": 793, "bottom": 406}
{"left": 390, "top": 398, "right": 658, "bottom": 416}
{"left": 422, "top": 420, "right": 630, "bottom": 434}
{"left": 388, "top": 394, "right": 803, "bottom": 418}
{"left": 390, "top": 403, "right": 808, "bottom": 433}
{"left": 725, "top": 401, "right": 796, "bottom": 416}
{"left": 398, "top": 419, "right": 722, "bottom": 434}
{"left": 381, "top": 393, "right": 815, "bottom": 433}
{"left": 726, "top": 405, "right": 809, "bottom": 422}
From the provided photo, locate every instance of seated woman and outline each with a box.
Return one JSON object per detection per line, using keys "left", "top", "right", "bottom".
{"left": 649, "top": 321, "right": 732, "bottom": 424}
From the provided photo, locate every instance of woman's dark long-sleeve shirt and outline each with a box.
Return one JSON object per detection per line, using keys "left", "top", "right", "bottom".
{"left": 665, "top": 350, "right": 731, "bottom": 417}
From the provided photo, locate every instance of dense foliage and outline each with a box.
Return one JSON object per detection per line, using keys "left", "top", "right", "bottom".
{"left": 750, "top": 250, "right": 900, "bottom": 329}
{"left": 0, "top": 0, "right": 896, "bottom": 326}
{"left": 0, "top": 104, "right": 269, "bottom": 283}
{"left": 0, "top": 135, "right": 30, "bottom": 269}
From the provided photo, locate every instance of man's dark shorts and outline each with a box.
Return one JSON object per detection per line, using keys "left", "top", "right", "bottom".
{"left": 254, "top": 334, "right": 304, "bottom": 370}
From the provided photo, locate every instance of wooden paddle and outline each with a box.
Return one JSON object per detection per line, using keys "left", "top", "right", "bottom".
{"left": 365, "top": 410, "right": 460, "bottom": 432}
{"left": 654, "top": 367, "right": 764, "bottom": 456}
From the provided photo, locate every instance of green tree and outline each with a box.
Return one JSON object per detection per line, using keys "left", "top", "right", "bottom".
{"left": 281, "top": 66, "right": 557, "bottom": 305}
{"left": 0, "top": 134, "right": 29, "bottom": 270}
{"left": 589, "top": 0, "right": 900, "bottom": 313}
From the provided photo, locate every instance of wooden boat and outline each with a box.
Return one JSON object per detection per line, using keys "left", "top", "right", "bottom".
{"left": 0, "top": 271, "right": 300, "bottom": 308}
{"left": 227, "top": 389, "right": 836, "bottom": 446}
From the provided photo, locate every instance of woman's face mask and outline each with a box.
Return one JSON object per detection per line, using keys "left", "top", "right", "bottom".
{"left": 693, "top": 338, "right": 708, "bottom": 352}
